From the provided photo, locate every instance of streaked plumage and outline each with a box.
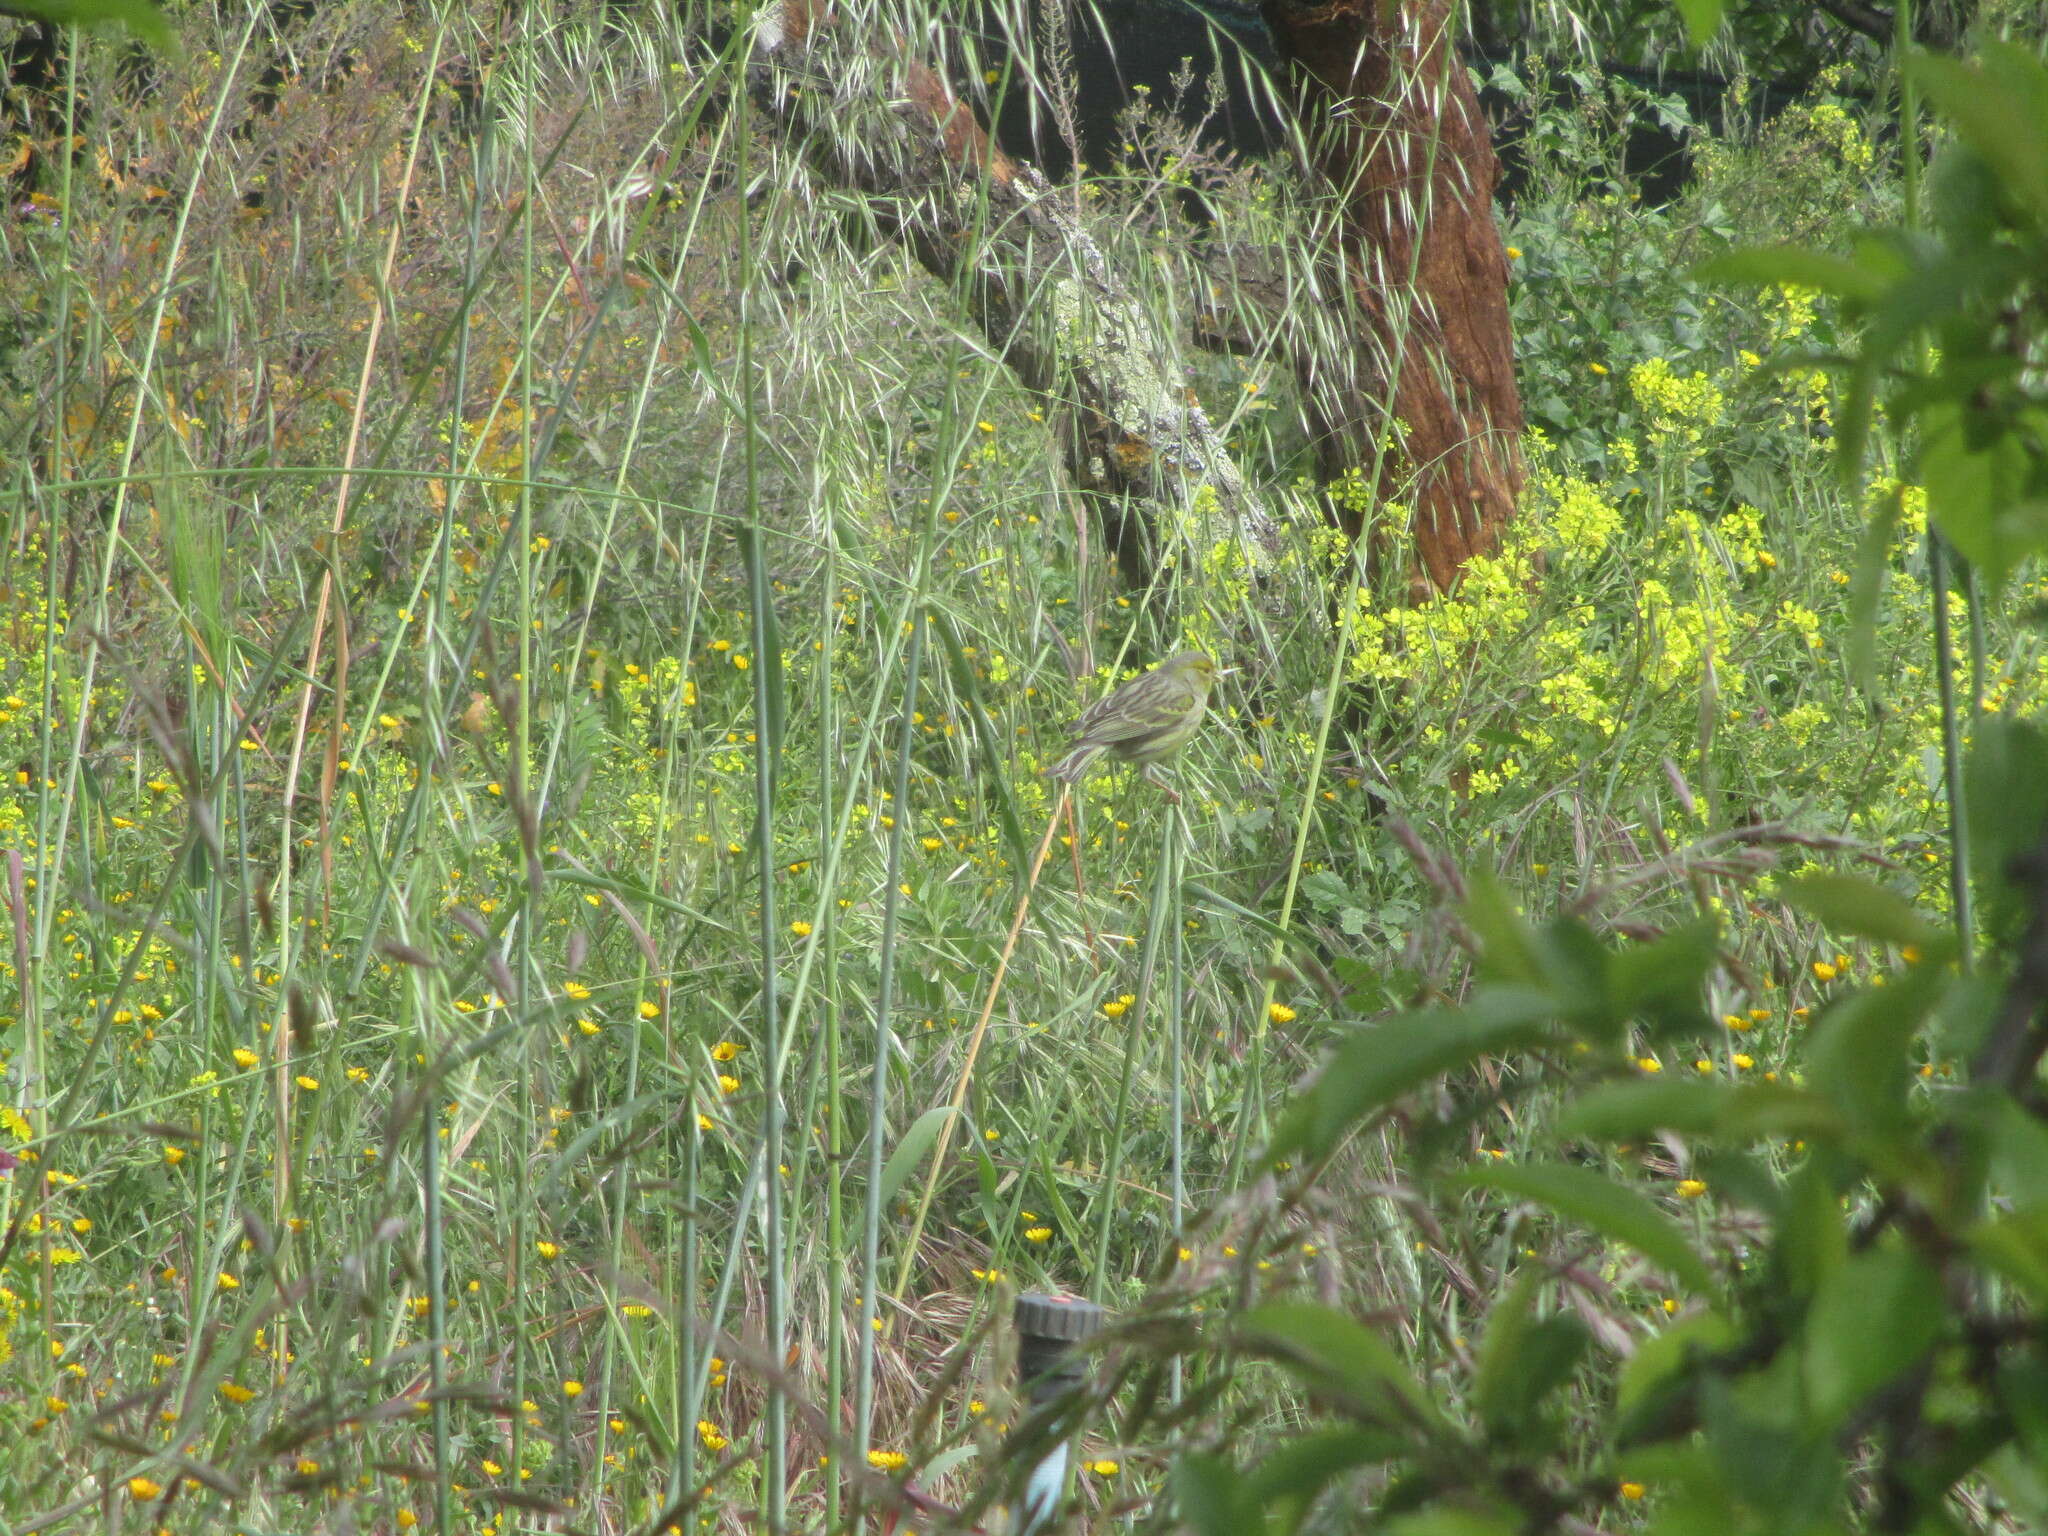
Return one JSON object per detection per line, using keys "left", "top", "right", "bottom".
{"left": 1050, "top": 651, "right": 1217, "bottom": 800}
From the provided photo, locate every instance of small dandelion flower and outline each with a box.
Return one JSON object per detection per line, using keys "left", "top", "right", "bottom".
{"left": 790, "top": 920, "right": 813, "bottom": 937}
{"left": 562, "top": 1379, "right": 583, "bottom": 1397}
{"left": 1675, "top": 1179, "right": 1707, "bottom": 1199}
{"left": 1023, "top": 1226, "right": 1052, "bottom": 1244}
{"left": 1812, "top": 961, "right": 1837, "bottom": 982}
{"left": 232, "top": 1048, "right": 259, "bottom": 1069}
{"left": 1268, "top": 1002, "right": 1297, "bottom": 1025}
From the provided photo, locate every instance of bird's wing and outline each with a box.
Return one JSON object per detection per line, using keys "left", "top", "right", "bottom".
{"left": 1069, "top": 678, "right": 1164, "bottom": 746}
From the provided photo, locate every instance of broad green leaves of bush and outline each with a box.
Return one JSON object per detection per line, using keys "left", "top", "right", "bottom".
{"left": 1178, "top": 724, "right": 2048, "bottom": 1532}
{"left": 1163, "top": 35, "right": 2048, "bottom": 1532}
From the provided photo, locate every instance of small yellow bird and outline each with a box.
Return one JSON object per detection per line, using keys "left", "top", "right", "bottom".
{"left": 1049, "top": 651, "right": 1219, "bottom": 803}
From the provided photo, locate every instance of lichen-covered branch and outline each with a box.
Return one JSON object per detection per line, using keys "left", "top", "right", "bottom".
{"left": 753, "top": 0, "right": 1278, "bottom": 582}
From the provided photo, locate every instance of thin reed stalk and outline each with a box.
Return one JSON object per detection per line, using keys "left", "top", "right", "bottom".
{"left": 855, "top": 613, "right": 927, "bottom": 1512}
{"left": 1088, "top": 803, "right": 1181, "bottom": 1303}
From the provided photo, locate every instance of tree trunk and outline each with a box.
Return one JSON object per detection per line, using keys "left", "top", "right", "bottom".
{"left": 1263, "top": 0, "right": 1525, "bottom": 594}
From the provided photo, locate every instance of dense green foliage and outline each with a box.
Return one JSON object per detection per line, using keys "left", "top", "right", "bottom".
{"left": 1143, "top": 30, "right": 2048, "bottom": 1536}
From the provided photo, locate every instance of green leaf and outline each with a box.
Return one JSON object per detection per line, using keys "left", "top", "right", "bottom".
{"left": 1566, "top": 1079, "right": 1837, "bottom": 1145}
{"left": 1984, "top": 1096, "right": 2048, "bottom": 1213}
{"left": 1235, "top": 1303, "right": 1437, "bottom": 1429}
{"left": 1242, "top": 1428, "right": 1401, "bottom": 1533}
{"left": 1174, "top": 1453, "right": 1255, "bottom": 1536}
{"left": 1463, "top": 1163, "right": 1716, "bottom": 1294}
{"left": 1607, "top": 918, "right": 1720, "bottom": 1034}
{"left": 1697, "top": 244, "right": 1894, "bottom": 303}
{"left": 1920, "top": 400, "right": 2044, "bottom": 591}
{"left": 1267, "top": 991, "right": 1554, "bottom": 1161}
{"left": 1967, "top": 719, "right": 2048, "bottom": 949}
{"left": 1463, "top": 872, "right": 1546, "bottom": 987}
{"left": 1615, "top": 1310, "right": 1735, "bottom": 1438}
{"left": 1474, "top": 1272, "right": 1590, "bottom": 1443}
{"left": 5, "top": 0, "right": 174, "bottom": 49}
{"left": 1846, "top": 486, "right": 1905, "bottom": 694}
{"left": 739, "top": 525, "right": 786, "bottom": 761}
{"left": 1561, "top": 1079, "right": 1733, "bottom": 1139}
{"left": 1382, "top": 1509, "right": 1517, "bottom": 1536}
{"left": 1702, "top": 1357, "right": 1846, "bottom": 1519}
{"left": 1775, "top": 1162, "right": 1850, "bottom": 1300}
{"left": 1804, "top": 966, "right": 1943, "bottom": 1147}
{"left": 1907, "top": 45, "right": 2048, "bottom": 226}
{"left": 1780, "top": 873, "right": 1932, "bottom": 948}
{"left": 1970, "top": 1208, "right": 2048, "bottom": 1301}
{"left": 1669, "top": 0, "right": 1724, "bottom": 49}
{"left": 876, "top": 1106, "right": 957, "bottom": 1208}
{"left": 1802, "top": 1245, "right": 1945, "bottom": 1426}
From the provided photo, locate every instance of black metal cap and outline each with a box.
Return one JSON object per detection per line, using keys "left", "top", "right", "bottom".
{"left": 1014, "top": 1293, "right": 1106, "bottom": 1403}
{"left": 1014, "top": 1292, "right": 1106, "bottom": 1346}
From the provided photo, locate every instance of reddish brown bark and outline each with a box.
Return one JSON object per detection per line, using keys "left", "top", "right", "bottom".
{"left": 1263, "top": 0, "right": 1525, "bottom": 593}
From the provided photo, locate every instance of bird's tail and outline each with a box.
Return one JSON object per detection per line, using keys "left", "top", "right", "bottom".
{"left": 1047, "top": 744, "right": 1100, "bottom": 783}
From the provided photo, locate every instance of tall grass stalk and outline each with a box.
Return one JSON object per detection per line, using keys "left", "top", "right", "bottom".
{"left": 1088, "top": 805, "right": 1181, "bottom": 1304}
{"left": 819, "top": 508, "right": 846, "bottom": 1535}
{"left": 855, "top": 614, "right": 927, "bottom": 1510}
{"left": 731, "top": 56, "right": 792, "bottom": 1527}
{"left": 508, "top": 11, "right": 540, "bottom": 1491}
